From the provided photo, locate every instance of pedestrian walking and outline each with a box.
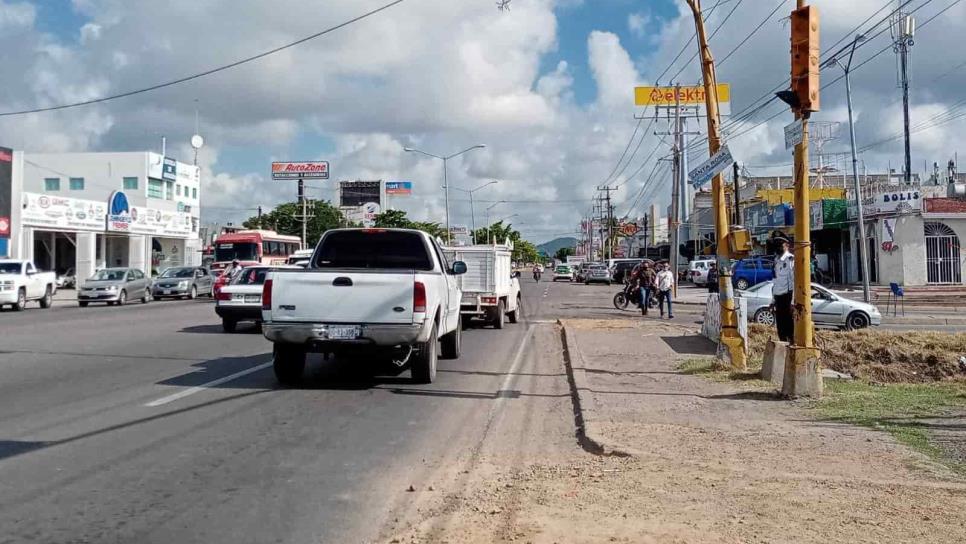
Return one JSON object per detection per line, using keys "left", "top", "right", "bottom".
{"left": 772, "top": 238, "right": 795, "bottom": 343}
{"left": 706, "top": 262, "right": 719, "bottom": 294}
{"left": 655, "top": 262, "right": 674, "bottom": 319}
{"left": 638, "top": 261, "right": 657, "bottom": 316}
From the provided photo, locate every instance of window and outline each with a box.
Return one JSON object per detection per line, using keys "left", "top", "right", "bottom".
{"left": 69, "top": 177, "right": 85, "bottom": 191}
{"left": 176, "top": 184, "right": 182, "bottom": 196}
{"left": 192, "top": 188, "right": 197, "bottom": 199}
{"left": 44, "top": 178, "right": 60, "bottom": 191}
{"left": 165, "top": 181, "right": 174, "bottom": 201}
{"left": 314, "top": 231, "right": 433, "bottom": 270}
{"left": 123, "top": 177, "right": 138, "bottom": 190}
{"left": 148, "top": 179, "right": 163, "bottom": 199}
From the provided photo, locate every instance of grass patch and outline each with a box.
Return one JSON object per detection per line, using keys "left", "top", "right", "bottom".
{"left": 677, "top": 358, "right": 772, "bottom": 388}
{"left": 813, "top": 380, "right": 966, "bottom": 474}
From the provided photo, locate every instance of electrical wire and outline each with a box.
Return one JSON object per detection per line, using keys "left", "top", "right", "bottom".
{"left": 668, "top": 0, "right": 745, "bottom": 83}
{"left": 0, "top": 0, "right": 407, "bottom": 117}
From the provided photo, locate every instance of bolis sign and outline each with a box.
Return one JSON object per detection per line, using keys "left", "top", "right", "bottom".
{"left": 272, "top": 161, "right": 329, "bottom": 180}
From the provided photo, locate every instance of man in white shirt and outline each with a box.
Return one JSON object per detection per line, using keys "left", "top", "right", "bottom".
{"left": 772, "top": 238, "right": 795, "bottom": 343}
{"left": 655, "top": 262, "right": 675, "bottom": 319}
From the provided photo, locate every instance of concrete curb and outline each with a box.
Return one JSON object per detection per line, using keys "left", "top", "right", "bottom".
{"left": 558, "top": 320, "right": 634, "bottom": 458}
{"left": 882, "top": 316, "right": 966, "bottom": 325}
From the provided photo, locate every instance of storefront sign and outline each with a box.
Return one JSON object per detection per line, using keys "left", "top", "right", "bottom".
{"left": 272, "top": 161, "right": 330, "bottom": 180}
{"left": 162, "top": 157, "right": 177, "bottom": 181}
{"left": 107, "top": 191, "right": 132, "bottom": 231}
{"left": 858, "top": 188, "right": 922, "bottom": 217}
{"left": 21, "top": 192, "right": 106, "bottom": 231}
{"left": 127, "top": 205, "right": 193, "bottom": 238}
{"left": 881, "top": 218, "right": 899, "bottom": 252}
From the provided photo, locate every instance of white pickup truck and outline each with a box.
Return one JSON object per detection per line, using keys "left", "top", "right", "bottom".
{"left": 261, "top": 228, "right": 467, "bottom": 385}
{"left": 0, "top": 259, "right": 57, "bottom": 311}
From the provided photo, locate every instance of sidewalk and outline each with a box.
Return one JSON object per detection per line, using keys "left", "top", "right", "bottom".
{"left": 557, "top": 317, "right": 966, "bottom": 542}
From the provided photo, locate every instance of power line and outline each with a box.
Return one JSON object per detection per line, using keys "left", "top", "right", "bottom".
{"left": 668, "top": 0, "right": 746, "bottom": 83}
{"left": 0, "top": 0, "right": 407, "bottom": 117}
{"left": 718, "top": 0, "right": 787, "bottom": 67}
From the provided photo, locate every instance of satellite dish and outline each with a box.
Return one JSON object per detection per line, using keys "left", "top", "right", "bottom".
{"left": 190, "top": 134, "right": 205, "bottom": 149}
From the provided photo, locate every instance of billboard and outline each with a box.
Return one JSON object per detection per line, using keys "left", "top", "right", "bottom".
{"left": 339, "top": 180, "right": 382, "bottom": 208}
{"left": 0, "top": 147, "right": 11, "bottom": 238}
{"left": 21, "top": 193, "right": 107, "bottom": 232}
{"left": 634, "top": 84, "right": 731, "bottom": 107}
{"left": 385, "top": 181, "right": 413, "bottom": 195}
{"left": 272, "top": 161, "right": 330, "bottom": 180}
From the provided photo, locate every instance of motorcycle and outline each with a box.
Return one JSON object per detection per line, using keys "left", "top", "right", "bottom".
{"left": 613, "top": 283, "right": 657, "bottom": 311}
{"left": 533, "top": 270, "right": 542, "bottom": 282}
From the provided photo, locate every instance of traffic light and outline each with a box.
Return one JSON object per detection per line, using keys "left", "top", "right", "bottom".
{"left": 790, "top": 5, "right": 820, "bottom": 113}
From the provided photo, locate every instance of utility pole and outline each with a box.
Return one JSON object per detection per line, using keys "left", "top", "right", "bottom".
{"left": 298, "top": 178, "right": 308, "bottom": 246}
{"left": 686, "top": 0, "right": 746, "bottom": 370}
{"left": 257, "top": 205, "right": 263, "bottom": 230}
{"left": 776, "top": 1, "right": 822, "bottom": 397}
{"left": 892, "top": 10, "right": 915, "bottom": 183}
{"left": 834, "top": 35, "right": 872, "bottom": 303}
{"left": 597, "top": 186, "right": 617, "bottom": 260}
{"left": 643, "top": 213, "right": 650, "bottom": 258}
{"left": 733, "top": 162, "right": 741, "bottom": 225}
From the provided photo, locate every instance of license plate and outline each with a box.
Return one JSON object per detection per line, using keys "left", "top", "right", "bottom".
{"left": 163, "top": 290, "right": 171, "bottom": 295}
{"left": 244, "top": 295, "right": 260, "bottom": 303}
{"left": 328, "top": 326, "right": 360, "bottom": 340}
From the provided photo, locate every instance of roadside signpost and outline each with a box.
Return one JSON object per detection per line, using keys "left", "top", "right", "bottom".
{"left": 784, "top": 121, "right": 804, "bottom": 150}
{"left": 688, "top": 145, "right": 734, "bottom": 188}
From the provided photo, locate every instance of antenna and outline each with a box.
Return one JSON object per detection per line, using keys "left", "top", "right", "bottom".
{"left": 190, "top": 99, "right": 204, "bottom": 166}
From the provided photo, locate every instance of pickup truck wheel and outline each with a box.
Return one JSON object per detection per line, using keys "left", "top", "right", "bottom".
{"left": 39, "top": 286, "right": 52, "bottom": 309}
{"left": 411, "top": 323, "right": 438, "bottom": 384}
{"left": 273, "top": 344, "right": 306, "bottom": 386}
{"left": 493, "top": 300, "right": 505, "bottom": 329}
{"left": 222, "top": 319, "right": 237, "bottom": 333}
{"left": 441, "top": 317, "right": 461, "bottom": 360}
{"left": 14, "top": 288, "right": 26, "bottom": 311}
{"left": 508, "top": 295, "right": 521, "bottom": 323}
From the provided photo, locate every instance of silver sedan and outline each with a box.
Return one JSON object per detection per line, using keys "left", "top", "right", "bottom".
{"left": 738, "top": 281, "right": 882, "bottom": 330}
{"left": 151, "top": 266, "right": 213, "bottom": 300}
{"left": 78, "top": 268, "right": 151, "bottom": 307}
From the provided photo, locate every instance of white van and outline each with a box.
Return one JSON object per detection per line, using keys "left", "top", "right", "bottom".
{"left": 688, "top": 258, "right": 715, "bottom": 286}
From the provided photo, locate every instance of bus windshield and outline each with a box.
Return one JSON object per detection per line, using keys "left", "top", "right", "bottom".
{"left": 215, "top": 242, "right": 259, "bottom": 262}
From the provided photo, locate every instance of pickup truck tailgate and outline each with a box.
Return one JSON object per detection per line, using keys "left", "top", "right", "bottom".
{"left": 270, "top": 270, "right": 415, "bottom": 324}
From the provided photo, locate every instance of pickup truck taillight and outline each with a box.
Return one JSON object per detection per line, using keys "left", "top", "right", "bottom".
{"left": 262, "top": 279, "right": 273, "bottom": 310}
{"left": 413, "top": 281, "right": 426, "bottom": 313}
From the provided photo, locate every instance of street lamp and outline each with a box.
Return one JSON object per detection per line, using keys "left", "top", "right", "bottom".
{"left": 832, "top": 34, "right": 872, "bottom": 304}
{"left": 403, "top": 144, "right": 487, "bottom": 241}
{"left": 482, "top": 201, "right": 507, "bottom": 244}
{"left": 451, "top": 180, "right": 498, "bottom": 243}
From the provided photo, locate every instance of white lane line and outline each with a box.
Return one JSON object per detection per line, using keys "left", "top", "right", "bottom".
{"left": 497, "top": 324, "right": 535, "bottom": 397}
{"left": 145, "top": 362, "right": 273, "bottom": 407}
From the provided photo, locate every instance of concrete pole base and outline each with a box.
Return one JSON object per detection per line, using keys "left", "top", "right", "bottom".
{"left": 718, "top": 331, "right": 748, "bottom": 372}
{"left": 782, "top": 346, "right": 823, "bottom": 399}
{"left": 761, "top": 340, "right": 788, "bottom": 386}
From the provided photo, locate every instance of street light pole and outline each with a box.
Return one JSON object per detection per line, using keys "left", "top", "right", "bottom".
{"left": 834, "top": 35, "right": 872, "bottom": 303}
{"left": 451, "top": 181, "right": 498, "bottom": 244}
{"left": 404, "top": 144, "right": 487, "bottom": 242}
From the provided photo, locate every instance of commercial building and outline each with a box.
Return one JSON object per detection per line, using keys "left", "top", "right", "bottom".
{"left": 1, "top": 150, "right": 202, "bottom": 282}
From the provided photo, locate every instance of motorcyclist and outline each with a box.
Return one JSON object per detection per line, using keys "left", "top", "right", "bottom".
{"left": 532, "top": 263, "right": 544, "bottom": 281}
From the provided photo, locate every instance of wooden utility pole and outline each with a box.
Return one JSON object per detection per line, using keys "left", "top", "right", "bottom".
{"left": 685, "top": 0, "right": 746, "bottom": 370}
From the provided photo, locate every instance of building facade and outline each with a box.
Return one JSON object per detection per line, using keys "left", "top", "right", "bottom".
{"left": 3, "top": 151, "right": 202, "bottom": 282}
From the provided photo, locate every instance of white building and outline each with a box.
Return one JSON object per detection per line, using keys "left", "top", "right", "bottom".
{"left": 6, "top": 151, "right": 202, "bottom": 282}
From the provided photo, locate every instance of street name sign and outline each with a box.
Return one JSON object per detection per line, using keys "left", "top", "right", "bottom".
{"left": 689, "top": 145, "right": 734, "bottom": 188}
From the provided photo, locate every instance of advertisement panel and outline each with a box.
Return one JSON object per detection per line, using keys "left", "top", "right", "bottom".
{"left": 0, "top": 147, "right": 11, "bottom": 238}
{"left": 272, "top": 161, "right": 330, "bottom": 180}
{"left": 850, "top": 186, "right": 922, "bottom": 218}
{"left": 339, "top": 180, "right": 382, "bottom": 207}
{"left": 342, "top": 202, "right": 381, "bottom": 228}
{"left": 21, "top": 192, "right": 106, "bottom": 232}
{"left": 127, "top": 206, "right": 193, "bottom": 238}
{"left": 385, "top": 181, "right": 413, "bottom": 195}
{"left": 635, "top": 84, "right": 731, "bottom": 106}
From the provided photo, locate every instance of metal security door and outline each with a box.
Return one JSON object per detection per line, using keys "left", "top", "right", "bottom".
{"left": 925, "top": 222, "right": 962, "bottom": 284}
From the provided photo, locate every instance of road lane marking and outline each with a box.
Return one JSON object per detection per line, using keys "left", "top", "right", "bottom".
{"left": 496, "top": 324, "right": 535, "bottom": 401}
{"left": 145, "top": 362, "right": 272, "bottom": 407}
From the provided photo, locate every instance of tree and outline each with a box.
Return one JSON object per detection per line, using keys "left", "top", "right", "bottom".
{"left": 372, "top": 210, "right": 446, "bottom": 240}
{"left": 555, "top": 247, "right": 575, "bottom": 261}
{"left": 243, "top": 200, "right": 346, "bottom": 247}
{"left": 513, "top": 239, "right": 540, "bottom": 264}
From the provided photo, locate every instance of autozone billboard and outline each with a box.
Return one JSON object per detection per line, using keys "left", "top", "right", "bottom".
{"left": 271, "top": 161, "right": 329, "bottom": 180}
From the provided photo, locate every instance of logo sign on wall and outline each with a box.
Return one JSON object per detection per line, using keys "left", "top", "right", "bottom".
{"left": 162, "top": 157, "right": 177, "bottom": 181}
{"left": 861, "top": 188, "right": 921, "bottom": 216}
{"left": 881, "top": 217, "right": 899, "bottom": 252}
{"left": 107, "top": 191, "right": 131, "bottom": 231}
{"left": 272, "top": 161, "right": 329, "bottom": 180}
{"left": 21, "top": 192, "right": 106, "bottom": 231}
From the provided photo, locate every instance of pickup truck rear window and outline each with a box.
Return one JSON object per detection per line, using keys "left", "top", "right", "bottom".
{"left": 314, "top": 231, "right": 434, "bottom": 271}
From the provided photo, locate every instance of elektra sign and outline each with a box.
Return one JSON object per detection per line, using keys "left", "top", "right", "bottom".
{"left": 107, "top": 191, "right": 131, "bottom": 231}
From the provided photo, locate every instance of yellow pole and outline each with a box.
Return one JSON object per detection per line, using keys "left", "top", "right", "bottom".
{"left": 686, "top": 0, "right": 747, "bottom": 371}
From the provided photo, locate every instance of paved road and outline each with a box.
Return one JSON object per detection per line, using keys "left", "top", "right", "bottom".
{"left": 0, "top": 278, "right": 593, "bottom": 543}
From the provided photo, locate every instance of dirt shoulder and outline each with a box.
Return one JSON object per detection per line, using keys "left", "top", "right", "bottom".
{"left": 386, "top": 318, "right": 966, "bottom": 543}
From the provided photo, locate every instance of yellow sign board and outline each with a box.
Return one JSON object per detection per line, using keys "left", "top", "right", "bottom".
{"left": 634, "top": 84, "right": 731, "bottom": 107}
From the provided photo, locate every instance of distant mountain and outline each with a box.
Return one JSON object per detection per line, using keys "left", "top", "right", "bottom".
{"left": 536, "top": 237, "right": 577, "bottom": 257}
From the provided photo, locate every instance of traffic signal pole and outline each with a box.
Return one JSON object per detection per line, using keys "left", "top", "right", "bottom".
{"left": 782, "top": 1, "right": 822, "bottom": 397}
{"left": 686, "top": 0, "right": 746, "bottom": 371}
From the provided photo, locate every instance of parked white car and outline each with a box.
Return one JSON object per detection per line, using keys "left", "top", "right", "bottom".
{"left": 0, "top": 260, "right": 57, "bottom": 311}
{"left": 688, "top": 259, "right": 715, "bottom": 286}
{"left": 738, "top": 281, "right": 882, "bottom": 330}
{"left": 444, "top": 240, "right": 522, "bottom": 328}
{"left": 262, "top": 228, "right": 467, "bottom": 385}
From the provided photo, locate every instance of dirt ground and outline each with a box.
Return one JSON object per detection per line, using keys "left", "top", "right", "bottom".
{"left": 381, "top": 318, "right": 966, "bottom": 544}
